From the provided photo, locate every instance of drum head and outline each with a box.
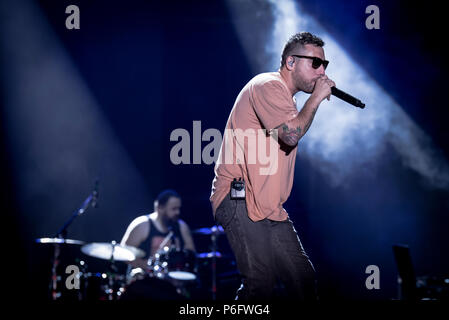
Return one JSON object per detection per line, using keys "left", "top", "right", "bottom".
{"left": 168, "top": 271, "right": 196, "bottom": 281}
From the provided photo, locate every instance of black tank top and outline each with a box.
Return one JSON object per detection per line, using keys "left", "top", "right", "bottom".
{"left": 139, "top": 216, "right": 184, "bottom": 258}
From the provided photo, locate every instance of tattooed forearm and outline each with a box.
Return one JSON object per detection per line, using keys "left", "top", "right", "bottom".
{"left": 281, "top": 124, "right": 302, "bottom": 146}
{"left": 276, "top": 105, "right": 318, "bottom": 146}
{"left": 275, "top": 100, "right": 320, "bottom": 146}
{"left": 303, "top": 107, "right": 318, "bottom": 134}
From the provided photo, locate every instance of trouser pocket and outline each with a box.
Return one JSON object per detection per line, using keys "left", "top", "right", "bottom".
{"left": 214, "top": 193, "right": 237, "bottom": 229}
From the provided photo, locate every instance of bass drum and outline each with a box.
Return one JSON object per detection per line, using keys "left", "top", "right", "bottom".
{"left": 152, "top": 248, "right": 197, "bottom": 283}
{"left": 119, "top": 275, "right": 184, "bottom": 300}
{"left": 81, "top": 272, "right": 126, "bottom": 301}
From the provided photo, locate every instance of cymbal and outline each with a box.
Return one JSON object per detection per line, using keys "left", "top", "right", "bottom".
{"left": 35, "top": 237, "right": 85, "bottom": 245}
{"left": 81, "top": 242, "right": 145, "bottom": 262}
{"left": 126, "top": 245, "right": 146, "bottom": 258}
{"left": 196, "top": 251, "right": 223, "bottom": 259}
{"left": 192, "top": 225, "right": 224, "bottom": 235}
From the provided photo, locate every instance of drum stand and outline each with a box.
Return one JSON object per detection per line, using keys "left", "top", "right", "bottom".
{"left": 50, "top": 243, "right": 61, "bottom": 300}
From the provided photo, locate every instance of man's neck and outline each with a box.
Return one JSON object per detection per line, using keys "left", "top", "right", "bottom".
{"left": 279, "top": 68, "right": 298, "bottom": 97}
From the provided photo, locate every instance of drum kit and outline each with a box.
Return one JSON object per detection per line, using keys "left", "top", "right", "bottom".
{"left": 35, "top": 224, "right": 228, "bottom": 301}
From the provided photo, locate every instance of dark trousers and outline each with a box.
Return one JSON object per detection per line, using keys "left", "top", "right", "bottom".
{"left": 214, "top": 192, "right": 317, "bottom": 301}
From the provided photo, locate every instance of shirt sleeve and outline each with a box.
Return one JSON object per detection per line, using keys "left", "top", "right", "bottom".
{"left": 249, "top": 79, "right": 299, "bottom": 131}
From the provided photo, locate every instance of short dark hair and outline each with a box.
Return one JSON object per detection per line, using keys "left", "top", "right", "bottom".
{"left": 155, "top": 189, "right": 180, "bottom": 208}
{"left": 280, "top": 32, "right": 325, "bottom": 68}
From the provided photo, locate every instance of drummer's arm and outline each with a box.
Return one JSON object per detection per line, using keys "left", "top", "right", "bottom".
{"left": 120, "top": 217, "right": 149, "bottom": 269}
{"left": 120, "top": 217, "right": 148, "bottom": 248}
{"left": 179, "top": 220, "right": 196, "bottom": 252}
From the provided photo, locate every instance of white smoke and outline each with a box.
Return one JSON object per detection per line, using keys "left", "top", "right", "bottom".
{"left": 228, "top": 0, "right": 449, "bottom": 189}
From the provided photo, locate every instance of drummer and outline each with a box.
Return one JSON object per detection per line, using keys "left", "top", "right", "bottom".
{"left": 120, "top": 189, "right": 196, "bottom": 270}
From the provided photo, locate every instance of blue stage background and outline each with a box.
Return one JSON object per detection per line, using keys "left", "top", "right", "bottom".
{"left": 1, "top": 0, "right": 448, "bottom": 301}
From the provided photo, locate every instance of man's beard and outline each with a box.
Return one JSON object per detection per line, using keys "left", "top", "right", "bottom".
{"left": 304, "top": 83, "right": 314, "bottom": 93}
{"left": 294, "top": 72, "right": 315, "bottom": 93}
{"left": 167, "top": 216, "right": 179, "bottom": 225}
{"left": 162, "top": 214, "right": 178, "bottom": 226}
{"left": 300, "top": 81, "right": 315, "bottom": 94}
{"left": 305, "top": 77, "right": 321, "bottom": 94}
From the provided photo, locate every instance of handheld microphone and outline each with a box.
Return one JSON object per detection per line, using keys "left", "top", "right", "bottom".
{"left": 331, "top": 87, "right": 365, "bottom": 109}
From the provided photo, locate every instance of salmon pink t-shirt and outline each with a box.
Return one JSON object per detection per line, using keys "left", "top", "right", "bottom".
{"left": 210, "top": 72, "right": 299, "bottom": 221}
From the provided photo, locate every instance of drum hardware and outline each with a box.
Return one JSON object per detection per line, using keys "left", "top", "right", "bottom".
{"left": 211, "top": 228, "right": 218, "bottom": 301}
{"left": 193, "top": 225, "right": 225, "bottom": 300}
{"left": 80, "top": 241, "right": 144, "bottom": 300}
{"left": 147, "top": 246, "right": 198, "bottom": 283}
{"left": 146, "top": 230, "right": 198, "bottom": 284}
{"left": 38, "top": 180, "right": 99, "bottom": 300}
{"left": 196, "top": 251, "right": 223, "bottom": 259}
{"left": 35, "top": 237, "right": 86, "bottom": 300}
{"left": 192, "top": 225, "right": 224, "bottom": 236}
{"left": 36, "top": 217, "right": 236, "bottom": 300}
{"left": 121, "top": 246, "right": 198, "bottom": 300}
{"left": 80, "top": 270, "right": 126, "bottom": 301}
{"left": 107, "top": 240, "right": 117, "bottom": 300}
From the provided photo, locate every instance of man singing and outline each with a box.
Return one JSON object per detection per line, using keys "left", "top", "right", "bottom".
{"left": 210, "top": 32, "right": 335, "bottom": 301}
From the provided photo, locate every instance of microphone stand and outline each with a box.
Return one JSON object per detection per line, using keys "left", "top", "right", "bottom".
{"left": 55, "top": 190, "right": 97, "bottom": 238}
{"left": 49, "top": 183, "right": 98, "bottom": 300}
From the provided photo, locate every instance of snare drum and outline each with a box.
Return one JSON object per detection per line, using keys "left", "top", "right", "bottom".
{"left": 120, "top": 248, "right": 198, "bottom": 300}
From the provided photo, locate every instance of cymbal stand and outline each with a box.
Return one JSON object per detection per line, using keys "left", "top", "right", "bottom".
{"left": 211, "top": 228, "right": 218, "bottom": 301}
{"left": 107, "top": 241, "right": 118, "bottom": 300}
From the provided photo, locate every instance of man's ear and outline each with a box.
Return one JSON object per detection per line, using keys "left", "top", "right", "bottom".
{"left": 286, "top": 57, "right": 294, "bottom": 70}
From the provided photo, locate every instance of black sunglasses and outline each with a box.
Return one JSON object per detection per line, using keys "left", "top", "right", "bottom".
{"left": 291, "top": 55, "right": 329, "bottom": 70}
